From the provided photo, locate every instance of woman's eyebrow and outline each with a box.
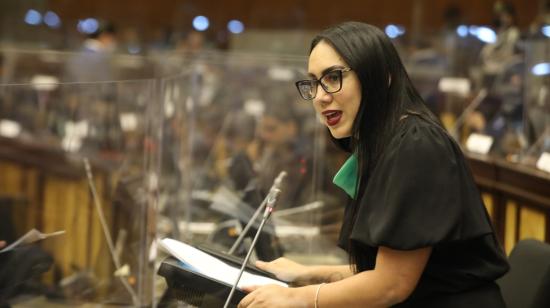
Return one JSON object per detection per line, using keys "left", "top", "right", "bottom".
{"left": 308, "top": 65, "right": 347, "bottom": 79}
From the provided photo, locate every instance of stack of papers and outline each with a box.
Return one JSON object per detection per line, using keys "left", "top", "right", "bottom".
{"left": 159, "top": 238, "right": 288, "bottom": 289}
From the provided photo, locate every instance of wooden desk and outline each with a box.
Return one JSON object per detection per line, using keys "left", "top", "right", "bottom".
{"left": 0, "top": 136, "right": 112, "bottom": 286}
{"left": 466, "top": 153, "right": 550, "bottom": 254}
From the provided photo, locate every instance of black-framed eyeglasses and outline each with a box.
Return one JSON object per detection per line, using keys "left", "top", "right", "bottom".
{"left": 295, "top": 67, "right": 352, "bottom": 100}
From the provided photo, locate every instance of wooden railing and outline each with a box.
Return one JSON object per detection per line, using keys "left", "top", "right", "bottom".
{"left": 466, "top": 152, "right": 550, "bottom": 254}
{"left": 0, "top": 136, "right": 112, "bottom": 285}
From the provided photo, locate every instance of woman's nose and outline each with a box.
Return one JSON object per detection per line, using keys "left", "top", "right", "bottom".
{"left": 314, "top": 88, "right": 333, "bottom": 107}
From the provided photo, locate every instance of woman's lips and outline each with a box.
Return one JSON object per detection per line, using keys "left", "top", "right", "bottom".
{"left": 322, "top": 110, "right": 343, "bottom": 126}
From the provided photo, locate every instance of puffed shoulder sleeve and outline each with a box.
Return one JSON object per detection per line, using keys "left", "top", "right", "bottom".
{"left": 350, "top": 119, "right": 493, "bottom": 250}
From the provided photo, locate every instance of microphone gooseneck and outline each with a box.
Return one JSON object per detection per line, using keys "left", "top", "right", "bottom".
{"left": 83, "top": 158, "right": 139, "bottom": 306}
{"left": 227, "top": 171, "right": 286, "bottom": 255}
{"left": 263, "top": 188, "right": 281, "bottom": 219}
{"left": 222, "top": 176, "right": 283, "bottom": 308}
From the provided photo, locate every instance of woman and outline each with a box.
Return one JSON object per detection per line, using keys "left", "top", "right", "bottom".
{"left": 238, "top": 22, "right": 509, "bottom": 307}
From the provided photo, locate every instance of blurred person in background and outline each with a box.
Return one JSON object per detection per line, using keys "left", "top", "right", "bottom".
{"left": 479, "top": 1, "right": 521, "bottom": 83}
{"left": 525, "top": 74, "right": 550, "bottom": 154}
{"left": 119, "top": 27, "right": 142, "bottom": 55}
{"left": 62, "top": 21, "right": 124, "bottom": 153}
{"left": 64, "top": 20, "right": 118, "bottom": 82}
{"left": 175, "top": 30, "right": 206, "bottom": 56}
{"left": 529, "top": 0, "right": 550, "bottom": 37}
{"left": 0, "top": 211, "right": 53, "bottom": 306}
{"left": 464, "top": 2, "right": 526, "bottom": 157}
{"left": 253, "top": 90, "right": 315, "bottom": 210}
{"left": 224, "top": 112, "right": 259, "bottom": 192}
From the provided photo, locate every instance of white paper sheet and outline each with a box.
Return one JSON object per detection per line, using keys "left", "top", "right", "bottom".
{"left": 0, "top": 229, "right": 65, "bottom": 253}
{"left": 159, "top": 238, "right": 288, "bottom": 289}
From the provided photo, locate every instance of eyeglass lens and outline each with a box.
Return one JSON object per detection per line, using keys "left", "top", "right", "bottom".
{"left": 296, "top": 70, "right": 343, "bottom": 100}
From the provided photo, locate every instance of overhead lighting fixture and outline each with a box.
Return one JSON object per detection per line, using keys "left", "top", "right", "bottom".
{"left": 456, "top": 25, "right": 468, "bottom": 37}
{"left": 77, "top": 18, "right": 99, "bottom": 34}
{"left": 470, "top": 26, "right": 496, "bottom": 44}
{"left": 385, "top": 24, "right": 405, "bottom": 39}
{"left": 44, "top": 11, "right": 61, "bottom": 28}
{"left": 227, "top": 20, "right": 244, "bottom": 34}
{"left": 532, "top": 63, "right": 550, "bottom": 76}
{"left": 193, "top": 15, "right": 209, "bottom": 31}
{"left": 476, "top": 26, "right": 497, "bottom": 43}
{"left": 24, "top": 9, "right": 42, "bottom": 26}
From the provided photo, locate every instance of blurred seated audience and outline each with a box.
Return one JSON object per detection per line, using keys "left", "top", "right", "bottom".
{"left": 253, "top": 93, "right": 315, "bottom": 210}
{"left": 0, "top": 198, "right": 53, "bottom": 307}
{"left": 479, "top": 1, "right": 520, "bottom": 84}
{"left": 64, "top": 20, "right": 118, "bottom": 83}
{"left": 529, "top": 0, "right": 550, "bottom": 37}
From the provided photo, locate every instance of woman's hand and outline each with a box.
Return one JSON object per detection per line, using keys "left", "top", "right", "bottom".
{"left": 0, "top": 240, "right": 5, "bottom": 249}
{"left": 238, "top": 285, "right": 313, "bottom": 308}
{"left": 255, "top": 258, "right": 310, "bottom": 284}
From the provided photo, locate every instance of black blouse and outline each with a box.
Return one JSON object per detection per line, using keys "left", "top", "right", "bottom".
{"left": 337, "top": 115, "right": 509, "bottom": 307}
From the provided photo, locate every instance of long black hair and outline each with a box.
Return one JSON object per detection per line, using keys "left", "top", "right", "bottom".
{"left": 310, "top": 22, "right": 440, "bottom": 272}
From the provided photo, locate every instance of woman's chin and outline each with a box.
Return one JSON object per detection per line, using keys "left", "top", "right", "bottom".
{"left": 328, "top": 128, "right": 351, "bottom": 139}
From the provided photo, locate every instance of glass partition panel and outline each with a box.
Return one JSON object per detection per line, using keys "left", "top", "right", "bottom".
{"left": 0, "top": 48, "right": 156, "bottom": 84}
{"left": 405, "top": 29, "right": 529, "bottom": 161}
{"left": 521, "top": 38, "right": 550, "bottom": 168}
{"left": 405, "top": 31, "right": 481, "bottom": 139}
{"left": 0, "top": 79, "right": 160, "bottom": 306}
{"left": 156, "top": 52, "right": 349, "bottom": 273}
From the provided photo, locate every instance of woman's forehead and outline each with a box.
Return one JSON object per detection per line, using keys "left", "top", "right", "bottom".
{"left": 308, "top": 41, "right": 347, "bottom": 76}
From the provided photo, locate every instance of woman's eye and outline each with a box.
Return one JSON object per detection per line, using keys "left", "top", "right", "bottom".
{"left": 325, "top": 73, "right": 339, "bottom": 82}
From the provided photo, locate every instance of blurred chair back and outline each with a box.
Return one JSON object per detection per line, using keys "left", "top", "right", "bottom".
{"left": 497, "top": 239, "right": 550, "bottom": 308}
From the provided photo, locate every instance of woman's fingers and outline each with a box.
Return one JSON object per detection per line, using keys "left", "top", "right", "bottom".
{"left": 255, "top": 258, "right": 303, "bottom": 282}
{"left": 255, "top": 260, "right": 269, "bottom": 270}
{"left": 242, "top": 285, "right": 260, "bottom": 293}
{"left": 238, "top": 290, "right": 256, "bottom": 308}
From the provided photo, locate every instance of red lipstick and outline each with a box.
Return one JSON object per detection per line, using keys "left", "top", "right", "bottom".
{"left": 322, "top": 110, "right": 342, "bottom": 126}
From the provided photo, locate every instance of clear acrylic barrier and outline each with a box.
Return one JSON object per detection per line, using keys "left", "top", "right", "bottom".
{"left": 404, "top": 32, "right": 483, "bottom": 138}
{"left": 0, "top": 79, "right": 160, "bottom": 306}
{"left": 11, "top": 42, "right": 538, "bottom": 304}
{"left": 156, "top": 51, "right": 349, "bottom": 272}
{"left": 520, "top": 38, "right": 550, "bottom": 168}
{"left": 405, "top": 30, "right": 530, "bottom": 162}
{"left": 0, "top": 48, "right": 156, "bottom": 84}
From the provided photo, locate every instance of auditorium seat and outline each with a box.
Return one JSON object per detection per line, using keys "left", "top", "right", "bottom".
{"left": 497, "top": 239, "right": 550, "bottom": 308}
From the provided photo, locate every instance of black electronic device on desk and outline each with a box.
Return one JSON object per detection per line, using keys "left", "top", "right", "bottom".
{"left": 157, "top": 245, "right": 284, "bottom": 308}
{"left": 158, "top": 256, "right": 245, "bottom": 308}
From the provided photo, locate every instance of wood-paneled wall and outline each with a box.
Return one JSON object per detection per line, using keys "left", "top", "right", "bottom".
{"left": 47, "top": 0, "right": 540, "bottom": 38}
{"left": 468, "top": 154, "right": 550, "bottom": 254}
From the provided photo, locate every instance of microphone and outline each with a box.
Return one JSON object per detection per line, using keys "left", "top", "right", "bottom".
{"left": 222, "top": 187, "right": 282, "bottom": 308}
{"left": 227, "top": 171, "right": 287, "bottom": 255}
{"left": 450, "top": 88, "right": 488, "bottom": 139}
{"left": 83, "top": 158, "right": 139, "bottom": 306}
{"left": 272, "top": 171, "right": 287, "bottom": 190}
{"left": 263, "top": 188, "right": 281, "bottom": 219}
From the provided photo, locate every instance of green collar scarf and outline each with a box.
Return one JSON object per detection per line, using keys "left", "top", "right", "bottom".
{"left": 332, "top": 154, "right": 358, "bottom": 199}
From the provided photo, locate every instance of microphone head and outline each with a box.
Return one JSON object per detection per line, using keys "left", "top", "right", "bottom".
{"left": 266, "top": 188, "right": 281, "bottom": 209}
{"left": 263, "top": 188, "right": 281, "bottom": 218}
{"left": 274, "top": 171, "right": 287, "bottom": 188}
